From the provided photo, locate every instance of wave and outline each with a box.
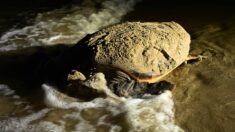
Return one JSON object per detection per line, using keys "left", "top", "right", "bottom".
{"left": 0, "top": 0, "right": 141, "bottom": 51}
{"left": 0, "top": 83, "right": 183, "bottom": 132}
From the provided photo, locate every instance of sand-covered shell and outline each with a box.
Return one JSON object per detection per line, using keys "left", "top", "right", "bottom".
{"left": 85, "top": 22, "right": 190, "bottom": 83}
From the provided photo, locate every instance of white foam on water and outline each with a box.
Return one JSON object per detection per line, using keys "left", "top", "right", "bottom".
{"left": 0, "top": 84, "right": 15, "bottom": 96}
{"left": 0, "top": 83, "right": 183, "bottom": 131}
{"left": 42, "top": 83, "right": 125, "bottom": 116}
{"left": 40, "top": 83, "right": 183, "bottom": 131}
{"left": 73, "top": 121, "right": 96, "bottom": 132}
{"left": 125, "top": 92, "right": 184, "bottom": 132}
{"left": 42, "top": 83, "right": 107, "bottom": 109}
{"left": 0, "top": 109, "right": 66, "bottom": 132}
{"left": 0, "top": 0, "right": 141, "bottom": 51}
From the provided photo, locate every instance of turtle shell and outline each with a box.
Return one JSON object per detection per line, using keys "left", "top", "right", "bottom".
{"left": 85, "top": 22, "right": 190, "bottom": 83}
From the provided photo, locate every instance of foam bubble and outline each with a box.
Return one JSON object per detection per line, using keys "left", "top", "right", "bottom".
{"left": 73, "top": 122, "right": 96, "bottom": 132}
{"left": 0, "top": 91, "right": 183, "bottom": 131}
{"left": 0, "top": 0, "right": 141, "bottom": 51}
{"left": 0, "top": 109, "right": 66, "bottom": 132}
{"left": 0, "top": 84, "right": 15, "bottom": 96}
{"left": 41, "top": 82, "right": 183, "bottom": 131}
{"left": 0, "top": 78, "right": 183, "bottom": 131}
{"left": 125, "top": 91, "right": 184, "bottom": 132}
{"left": 42, "top": 83, "right": 107, "bottom": 109}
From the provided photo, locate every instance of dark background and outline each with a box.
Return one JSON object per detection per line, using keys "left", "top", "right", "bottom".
{"left": 0, "top": 0, "right": 234, "bottom": 35}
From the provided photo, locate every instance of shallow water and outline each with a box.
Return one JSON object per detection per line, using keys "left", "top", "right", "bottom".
{"left": 0, "top": 1, "right": 235, "bottom": 132}
{"left": 167, "top": 24, "right": 235, "bottom": 132}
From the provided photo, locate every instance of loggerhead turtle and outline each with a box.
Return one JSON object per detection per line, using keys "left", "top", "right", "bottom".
{"left": 66, "top": 21, "right": 200, "bottom": 98}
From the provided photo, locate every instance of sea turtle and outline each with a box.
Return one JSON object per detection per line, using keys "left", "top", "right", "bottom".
{"left": 41, "top": 21, "right": 201, "bottom": 99}
{"left": 64, "top": 21, "right": 199, "bottom": 98}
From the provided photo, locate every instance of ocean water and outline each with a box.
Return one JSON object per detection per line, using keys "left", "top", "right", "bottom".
{"left": 0, "top": 0, "right": 141, "bottom": 51}
{"left": 0, "top": 84, "right": 182, "bottom": 132}
{"left": 0, "top": 1, "right": 235, "bottom": 132}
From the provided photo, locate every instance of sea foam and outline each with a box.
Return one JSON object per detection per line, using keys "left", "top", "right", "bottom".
{"left": 0, "top": 83, "right": 183, "bottom": 132}
{"left": 0, "top": 0, "right": 141, "bottom": 51}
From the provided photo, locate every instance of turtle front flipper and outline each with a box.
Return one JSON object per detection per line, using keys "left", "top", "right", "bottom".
{"left": 108, "top": 71, "right": 175, "bottom": 98}
{"left": 126, "top": 80, "right": 175, "bottom": 98}
{"left": 109, "top": 71, "right": 136, "bottom": 97}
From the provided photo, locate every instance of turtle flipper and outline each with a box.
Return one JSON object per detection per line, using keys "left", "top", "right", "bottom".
{"left": 186, "top": 54, "right": 207, "bottom": 61}
{"left": 109, "top": 71, "right": 135, "bottom": 97}
{"left": 108, "top": 71, "right": 175, "bottom": 98}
